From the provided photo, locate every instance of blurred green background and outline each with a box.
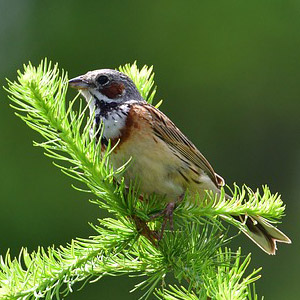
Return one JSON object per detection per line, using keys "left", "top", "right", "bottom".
{"left": 0, "top": 0, "right": 299, "bottom": 299}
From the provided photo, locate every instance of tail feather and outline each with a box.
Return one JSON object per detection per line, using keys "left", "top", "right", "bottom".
{"left": 234, "top": 215, "right": 291, "bottom": 255}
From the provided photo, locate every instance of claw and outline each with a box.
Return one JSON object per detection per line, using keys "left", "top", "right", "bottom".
{"left": 150, "top": 201, "right": 176, "bottom": 240}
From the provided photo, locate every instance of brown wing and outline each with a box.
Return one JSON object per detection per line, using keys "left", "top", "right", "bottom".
{"left": 143, "top": 103, "right": 222, "bottom": 187}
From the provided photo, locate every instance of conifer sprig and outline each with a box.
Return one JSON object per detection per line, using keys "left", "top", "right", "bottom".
{"left": 0, "top": 59, "right": 286, "bottom": 299}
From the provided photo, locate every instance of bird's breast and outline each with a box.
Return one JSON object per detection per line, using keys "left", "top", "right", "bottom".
{"left": 100, "top": 104, "right": 185, "bottom": 198}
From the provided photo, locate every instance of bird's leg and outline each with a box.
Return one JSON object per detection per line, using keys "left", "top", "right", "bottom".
{"left": 150, "top": 194, "right": 184, "bottom": 240}
{"left": 158, "top": 202, "right": 176, "bottom": 240}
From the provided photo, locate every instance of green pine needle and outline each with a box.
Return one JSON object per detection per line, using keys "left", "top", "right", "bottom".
{"left": 0, "top": 59, "right": 288, "bottom": 299}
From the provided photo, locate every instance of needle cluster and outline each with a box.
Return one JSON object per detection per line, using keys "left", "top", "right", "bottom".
{"left": 0, "top": 60, "right": 287, "bottom": 299}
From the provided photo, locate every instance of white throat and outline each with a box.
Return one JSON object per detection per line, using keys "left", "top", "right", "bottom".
{"left": 80, "top": 89, "right": 131, "bottom": 140}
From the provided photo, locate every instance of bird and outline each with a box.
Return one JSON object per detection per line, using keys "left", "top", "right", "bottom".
{"left": 69, "top": 68, "right": 291, "bottom": 255}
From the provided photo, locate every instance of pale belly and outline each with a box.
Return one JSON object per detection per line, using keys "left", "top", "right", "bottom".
{"left": 110, "top": 131, "right": 219, "bottom": 201}
{"left": 110, "top": 133, "right": 185, "bottom": 200}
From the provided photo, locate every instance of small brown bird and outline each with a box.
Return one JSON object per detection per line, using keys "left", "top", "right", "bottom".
{"left": 69, "top": 69, "right": 291, "bottom": 254}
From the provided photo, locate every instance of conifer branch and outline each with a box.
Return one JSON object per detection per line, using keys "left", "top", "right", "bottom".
{"left": 0, "top": 60, "right": 287, "bottom": 299}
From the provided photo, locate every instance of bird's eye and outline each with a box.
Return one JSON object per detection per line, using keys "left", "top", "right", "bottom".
{"left": 97, "top": 75, "right": 109, "bottom": 85}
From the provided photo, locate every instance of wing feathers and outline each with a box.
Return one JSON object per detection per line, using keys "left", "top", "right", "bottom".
{"left": 143, "top": 103, "right": 221, "bottom": 187}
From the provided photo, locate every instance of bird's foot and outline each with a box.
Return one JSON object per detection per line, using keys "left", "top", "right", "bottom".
{"left": 150, "top": 201, "right": 176, "bottom": 240}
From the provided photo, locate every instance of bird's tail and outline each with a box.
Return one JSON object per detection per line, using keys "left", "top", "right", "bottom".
{"left": 232, "top": 215, "right": 291, "bottom": 255}
{"left": 213, "top": 177, "right": 291, "bottom": 254}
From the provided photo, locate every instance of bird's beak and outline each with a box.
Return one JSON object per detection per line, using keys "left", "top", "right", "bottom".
{"left": 68, "top": 76, "right": 91, "bottom": 90}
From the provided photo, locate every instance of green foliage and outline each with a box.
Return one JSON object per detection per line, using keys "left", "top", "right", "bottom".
{"left": 0, "top": 60, "right": 287, "bottom": 299}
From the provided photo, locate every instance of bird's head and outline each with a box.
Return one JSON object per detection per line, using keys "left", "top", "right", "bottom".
{"left": 69, "top": 69, "right": 144, "bottom": 110}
